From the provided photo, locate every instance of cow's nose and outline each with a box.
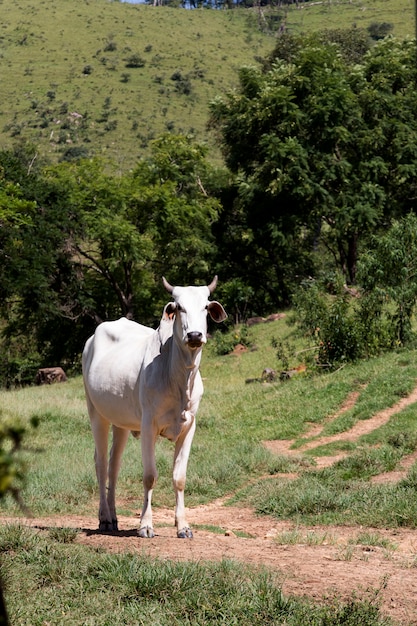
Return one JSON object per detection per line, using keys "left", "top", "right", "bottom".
{"left": 187, "top": 331, "right": 203, "bottom": 347}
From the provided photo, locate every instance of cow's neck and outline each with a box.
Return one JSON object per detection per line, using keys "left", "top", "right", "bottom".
{"left": 171, "top": 339, "right": 202, "bottom": 375}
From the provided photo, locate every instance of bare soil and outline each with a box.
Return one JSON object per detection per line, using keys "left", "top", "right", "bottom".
{"left": 3, "top": 386, "right": 417, "bottom": 625}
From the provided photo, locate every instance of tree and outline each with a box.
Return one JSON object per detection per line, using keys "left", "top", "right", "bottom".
{"left": 44, "top": 134, "right": 220, "bottom": 324}
{"left": 131, "top": 134, "right": 220, "bottom": 289}
{"left": 358, "top": 213, "right": 417, "bottom": 345}
{"left": 0, "top": 135, "right": 221, "bottom": 376}
{"left": 209, "top": 35, "right": 417, "bottom": 302}
{"left": 43, "top": 157, "right": 154, "bottom": 323}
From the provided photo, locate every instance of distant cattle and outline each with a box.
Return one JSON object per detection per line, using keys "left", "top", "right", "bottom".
{"left": 35, "top": 367, "right": 67, "bottom": 385}
{"left": 82, "top": 277, "right": 227, "bottom": 538}
{"left": 246, "top": 316, "right": 266, "bottom": 327}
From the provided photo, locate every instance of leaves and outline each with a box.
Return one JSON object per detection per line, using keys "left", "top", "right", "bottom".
{"left": 209, "top": 34, "right": 417, "bottom": 292}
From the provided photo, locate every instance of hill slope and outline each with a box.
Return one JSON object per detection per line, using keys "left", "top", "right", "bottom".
{"left": 0, "top": 0, "right": 414, "bottom": 169}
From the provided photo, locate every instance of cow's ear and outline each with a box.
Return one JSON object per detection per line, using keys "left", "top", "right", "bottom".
{"left": 207, "top": 301, "right": 227, "bottom": 323}
{"left": 163, "top": 302, "right": 177, "bottom": 320}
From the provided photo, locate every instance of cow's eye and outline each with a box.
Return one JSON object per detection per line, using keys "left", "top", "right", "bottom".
{"left": 177, "top": 303, "right": 185, "bottom": 313}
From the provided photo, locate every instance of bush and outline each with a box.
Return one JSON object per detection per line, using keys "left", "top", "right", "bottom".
{"left": 291, "top": 277, "right": 394, "bottom": 369}
{"left": 211, "top": 325, "right": 251, "bottom": 356}
{"left": 367, "top": 22, "right": 393, "bottom": 40}
{"left": 104, "top": 40, "right": 117, "bottom": 52}
{"left": 125, "top": 53, "right": 145, "bottom": 68}
{"left": 170, "top": 70, "right": 192, "bottom": 95}
{"left": 0, "top": 355, "right": 41, "bottom": 388}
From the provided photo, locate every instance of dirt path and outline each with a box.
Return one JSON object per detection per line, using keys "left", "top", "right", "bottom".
{"left": 3, "top": 385, "right": 417, "bottom": 624}
{"left": 264, "top": 385, "right": 417, "bottom": 473}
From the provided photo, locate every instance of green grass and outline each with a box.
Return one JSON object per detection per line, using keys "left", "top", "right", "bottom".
{"left": 2, "top": 317, "right": 415, "bottom": 624}
{"left": 0, "top": 0, "right": 274, "bottom": 168}
{"left": 2, "top": 317, "right": 417, "bottom": 528}
{"left": 274, "top": 527, "right": 336, "bottom": 546}
{"left": 351, "top": 531, "right": 396, "bottom": 551}
{"left": 286, "top": 0, "right": 415, "bottom": 39}
{"left": 0, "top": 524, "right": 391, "bottom": 625}
{"left": 0, "top": 0, "right": 415, "bottom": 168}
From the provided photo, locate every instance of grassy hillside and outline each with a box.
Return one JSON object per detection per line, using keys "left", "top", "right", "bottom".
{"left": 0, "top": 0, "right": 273, "bottom": 168}
{"left": 0, "top": 0, "right": 414, "bottom": 169}
{"left": 286, "top": 0, "right": 414, "bottom": 39}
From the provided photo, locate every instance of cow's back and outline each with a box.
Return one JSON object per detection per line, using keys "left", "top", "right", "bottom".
{"left": 82, "top": 317, "right": 155, "bottom": 428}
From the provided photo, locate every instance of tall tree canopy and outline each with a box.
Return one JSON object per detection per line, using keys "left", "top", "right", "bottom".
{"left": 209, "top": 35, "right": 417, "bottom": 305}
{"left": 0, "top": 135, "right": 220, "bottom": 376}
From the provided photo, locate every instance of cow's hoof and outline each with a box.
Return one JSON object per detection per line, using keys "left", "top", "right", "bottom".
{"left": 139, "top": 526, "right": 155, "bottom": 538}
{"left": 177, "top": 527, "right": 193, "bottom": 539}
{"left": 99, "top": 519, "right": 118, "bottom": 532}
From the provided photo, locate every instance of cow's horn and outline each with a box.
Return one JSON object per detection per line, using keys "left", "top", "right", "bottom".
{"left": 208, "top": 275, "right": 218, "bottom": 294}
{"left": 162, "top": 276, "right": 174, "bottom": 293}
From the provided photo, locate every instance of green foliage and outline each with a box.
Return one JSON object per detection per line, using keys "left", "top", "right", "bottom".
{"left": 209, "top": 35, "right": 417, "bottom": 296}
{"left": 124, "top": 53, "right": 146, "bottom": 68}
{"left": 0, "top": 135, "right": 222, "bottom": 379}
{"left": 0, "top": 414, "right": 38, "bottom": 542}
{"left": 367, "top": 22, "right": 394, "bottom": 41}
{"left": 358, "top": 213, "right": 417, "bottom": 345}
{"left": 211, "top": 324, "right": 251, "bottom": 355}
{"left": 215, "top": 277, "right": 254, "bottom": 324}
{"left": 271, "top": 337, "right": 296, "bottom": 371}
{"left": 0, "top": 353, "right": 41, "bottom": 390}
{"left": 288, "top": 213, "right": 417, "bottom": 367}
{"left": 262, "top": 27, "right": 372, "bottom": 68}
{"left": 0, "top": 422, "right": 26, "bottom": 502}
{"left": 291, "top": 277, "right": 396, "bottom": 368}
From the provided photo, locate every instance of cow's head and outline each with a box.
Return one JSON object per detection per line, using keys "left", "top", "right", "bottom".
{"left": 162, "top": 276, "right": 227, "bottom": 349}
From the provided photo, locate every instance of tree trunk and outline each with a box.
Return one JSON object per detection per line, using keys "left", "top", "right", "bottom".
{"left": 338, "top": 231, "right": 358, "bottom": 285}
{"left": 346, "top": 231, "right": 358, "bottom": 285}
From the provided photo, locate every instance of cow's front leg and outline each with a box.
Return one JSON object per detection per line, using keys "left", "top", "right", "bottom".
{"left": 173, "top": 413, "right": 196, "bottom": 538}
{"left": 139, "top": 424, "right": 158, "bottom": 538}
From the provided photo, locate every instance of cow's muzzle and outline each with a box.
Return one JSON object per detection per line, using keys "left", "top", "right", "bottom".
{"left": 187, "top": 331, "right": 204, "bottom": 348}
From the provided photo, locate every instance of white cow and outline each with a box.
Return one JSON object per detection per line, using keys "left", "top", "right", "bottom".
{"left": 82, "top": 277, "right": 227, "bottom": 538}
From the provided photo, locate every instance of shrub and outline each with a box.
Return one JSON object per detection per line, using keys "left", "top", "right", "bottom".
{"left": 104, "top": 40, "right": 117, "bottom": 52}
{"left": 170, "top": 70, "right": 192, "bottom": 95}
{"left": 367, "top": 21, "right": 393, "bottom": 40}
{"left": 125, "top": 53, "right": 145, "bottom": 68}
{"left": 291, "top": 277, "right": 394, "bottom": 369}
{"left": 211, "top": 325, "right": 251, "bottom": 356}
{"left": 0, "top": 355, "right": 41, "bottom": 388}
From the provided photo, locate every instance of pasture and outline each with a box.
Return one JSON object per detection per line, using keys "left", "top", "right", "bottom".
{"left": 0, "top": 0, "right": 415, "bottom": 168}
{"left": 2, "top": 317, "right": 417, "bottom": 624}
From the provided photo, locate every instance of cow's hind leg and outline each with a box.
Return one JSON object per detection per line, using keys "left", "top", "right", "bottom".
{"left": 173, "top": 415, "right": 196, "bottom": 538}
{"left": 89, "top": 410, "right": 114, "bottom": 531}
{"left": 107, "top": 425, "right": 130, "bottom": 531}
